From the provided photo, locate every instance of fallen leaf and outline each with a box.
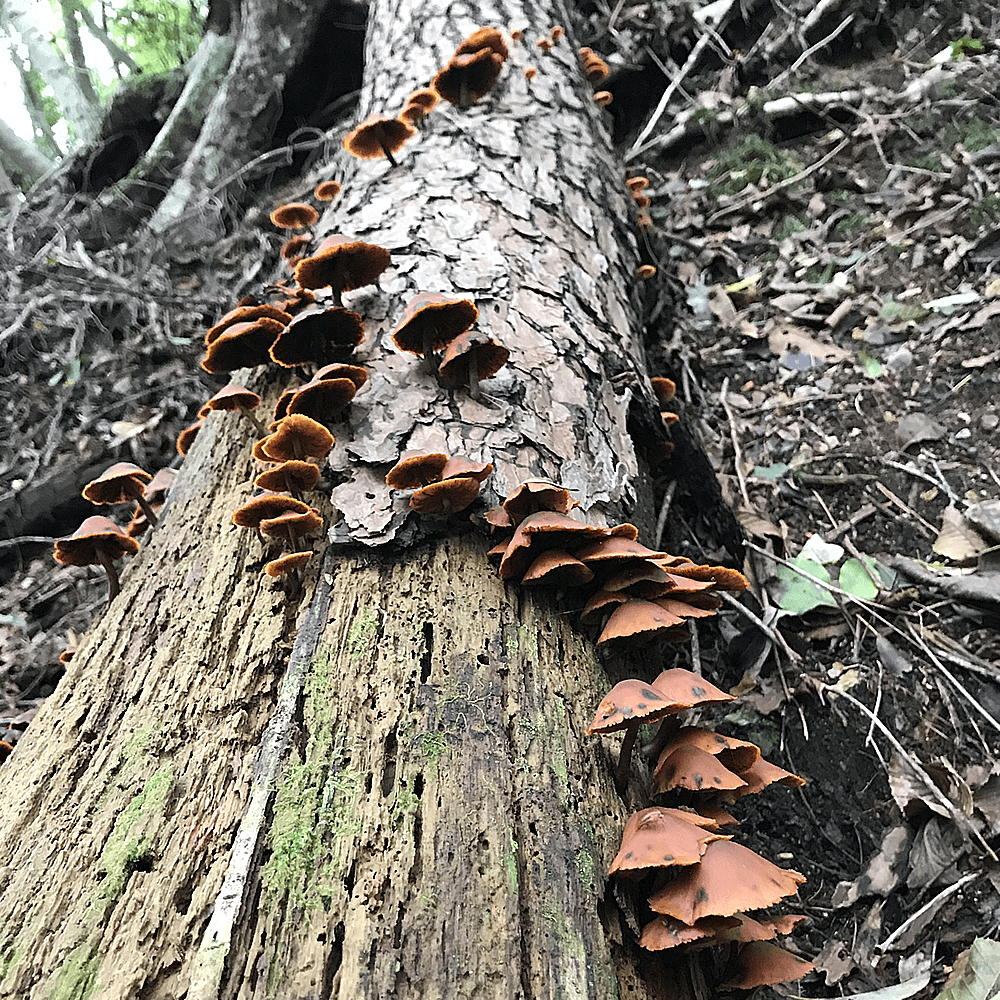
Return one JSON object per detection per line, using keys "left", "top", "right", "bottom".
{"left": 934, "top": 937, "right": 1000, "bottom": 1000}
{"left": 933, "top": 505, "right": 990, "bottom": 563}
{"left": 833, "top": 825, "right": 911, "bottom": 907}
{"left": 840, "top": 557, "right": 880, "bottom": 599}
{"left": 896, "top": 412, "right": 946, "bottom": 449}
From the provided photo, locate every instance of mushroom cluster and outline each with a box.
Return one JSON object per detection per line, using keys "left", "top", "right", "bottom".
{"left": 385, "top": 451, "right": 493, "bottom": 514}
{"left": 390, "top": 292, "right": 509, "bottom": 394}
{"left": 53, "top": 461, "right": 178, "bottom": 604}
{"left": 432, "top": 27, "right": 510, "bottom": 107}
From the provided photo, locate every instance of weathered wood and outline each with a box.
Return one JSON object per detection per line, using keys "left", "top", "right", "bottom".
{"left": 0, "top": 0, "right": 679, "bottom": 996}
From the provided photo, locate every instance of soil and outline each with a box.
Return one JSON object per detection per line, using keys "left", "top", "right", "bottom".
{"left": 2, "top": 1, "right": 1000, "bottom": 996}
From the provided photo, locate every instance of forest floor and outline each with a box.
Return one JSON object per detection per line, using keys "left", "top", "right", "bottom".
{"left": 2, "top": 1, "right": 1000, "bottom": 998}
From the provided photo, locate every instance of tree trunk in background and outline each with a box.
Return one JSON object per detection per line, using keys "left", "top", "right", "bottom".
{"left": 2, "top": 0, "right": 100, "bottom": 146}
{"left": 0, "top": 116, "right": 52, "bottom": 188}
{"left": 0, "top": 0, "right": 682, "bottom": 997}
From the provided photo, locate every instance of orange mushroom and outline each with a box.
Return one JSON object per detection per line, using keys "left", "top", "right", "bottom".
{"left": 82, "top": 462, "right": 158, "bottom": 528}
{"left": 270, "top": 202, "right": 319, "bottom": 229}
{"left": 53, "top": 515, "right": 140, "bottom": 602}
{"left": 608, "top": 807, "right": 728, "bottom": 874}
{"left": 342, "top": 115, "right": 416, "bottom": 167}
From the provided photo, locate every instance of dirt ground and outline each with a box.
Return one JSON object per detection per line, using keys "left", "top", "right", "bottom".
{"left": 2, "top": 1, "right": 999, "bottom": 996}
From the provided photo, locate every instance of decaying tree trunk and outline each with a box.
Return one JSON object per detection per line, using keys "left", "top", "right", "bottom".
{"left": 0, "top": 0, "right": 687, "bottom": 996}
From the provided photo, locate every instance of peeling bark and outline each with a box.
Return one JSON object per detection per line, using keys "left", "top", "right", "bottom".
{"left": 0, "top": 0, "right": 682, "bottom": 996}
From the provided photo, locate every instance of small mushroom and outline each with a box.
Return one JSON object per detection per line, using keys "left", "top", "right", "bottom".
{"left": 719, "top": 941, "right": 815, "bottom": 989}
{"left": 410, "top": 476, "right": 482, "bottom": 514}
{"left": 270, "top": 203, "right": 319, "bottom": 229}
{"left": 205, "top": 304, "right": 292, "bottom": 344}
{"left": 593, "top": 91, "right": 612, "bottom": 107}
{"left": 201, "top": 319, "right": 286, "bottom": 373}
{"left": 255, "top": 414, "right": 334, "bottom": 462}
{"left": 438, "top": 329, "right": 509, "bottom": 398}
{"left": 294, "top": 235, "right": 391, "bottom": 304}
{"left": 176, "top": 419, "right": 203, "bottom": 456}
{"left": 200, "top": 383, "right": 267, "bottom": 436}
{"left": 386, "top": 452, "right": 449, "bottom": 489}
{"left": 455, "top": 27, "right": 509, "bottom": 61}
{"left": 232, "top": 493, "right": 313, "bottom": 530}
{"left": 587, "top": 680, "right": 690, "bottom": 788}
{"left": 342, "top": 115, "right": 416, "bottom": 168}
{"left": 53, "top": 515, "right": 140, "bottom": 602}
{"left": 264, "top": 550, "right": 312, "bottom": 578}
{"left": 269, "top": 306, "right": 365, "bottom": 367}
{"left": 314, "top": 180, "right": 342, "bottom": 201}
{"left": 82, "top": 462, "right": 158, "bottom": 529}
{"left": 391, "top": 293, "right": 478, "bottom": 368}
{"left": 255, "top": 460, "right": 321, "bottom": 496}
{"left": 433, "top": 48, "right": 505, "bottom": 107}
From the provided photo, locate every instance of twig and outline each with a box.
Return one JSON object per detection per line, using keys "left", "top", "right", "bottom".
{"left": 0, "top": 535, "right": 59, "bottom": 550}
{"left": 873, "top": 482, "right": 937, "bottom": 535}
{"left": 654, "top": 480, "right": 677, "bottom": 548}
{"left": 716, "top": 591, "right": 802, "bottom": 665}
{"left": 0, "top": 294, "right": 58, "bottom": 350}
{"left": 628, "top": 10, "right": 727, "bottom": 155}
{"left": 771, "top": 15, "right": 855, "bottom": 91}
{"left": 821, "top": 685, "right": 997, "bottom": 861}
{"left": 877, "top": 874, "right": 977, "bottom": 952}
{"left": 720, "top": 377, "right": 751, "bottom": 507}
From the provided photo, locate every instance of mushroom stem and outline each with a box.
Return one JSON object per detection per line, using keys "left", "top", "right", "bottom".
{"left": 378, "top": 138, "right": 399, "bottom": 167}
{"left": 467, "top": 353, "right": 480, "bottom": 400}
{"left": 615, "top": 721, "right": 641, "bottom": 789}
{"left": 281, "top": 467, "right": 301, "bottom": 500}
{"left": 644, "top": 714, "right": 683, "bottom": 762}
{"left": 423, "top": 327, "right": 438, "bottom": 373}
{"left": 239, "top": 405, "right": 268, "bottom": 437}
{"left": 96, "top": 548, "right": 121, "bottom": 602}
{"left": 134, "top": 495, "right": 159, "bottom": 529}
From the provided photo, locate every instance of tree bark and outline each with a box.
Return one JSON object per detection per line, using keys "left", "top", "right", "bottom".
{"left": 0, "top": 0, "right": 681, "bottom": 996}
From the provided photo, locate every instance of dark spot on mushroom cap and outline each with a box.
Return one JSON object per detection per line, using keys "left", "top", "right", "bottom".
{"left": 640, "top": 688, "right": 663, "bottom": 701}
{"left": 695, "top": 888, "right": 709, "bottom": 903}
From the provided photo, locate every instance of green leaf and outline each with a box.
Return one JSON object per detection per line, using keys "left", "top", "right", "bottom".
{"left": 777, "top": 558, "right": 838, "bottom": 614}
{"left": 799, "top": 535, "right": 844, "bottom": 565}
{"left": 934, "top": 937, "right": 1000, "bottom": 1000}
{"left": 857, "top": 350, "right": 883, "bottom": 378}
{"left": 838, "top": 558, "right": 879, "bottom": 600}
{"left": 880, "top": 299, "right": 929, "bottom": 324}
{"left": 753, "top": 462, "right": 788, "bottom": 480}
{"left": 949, "top": 36, "right": 984, "bottom": 60}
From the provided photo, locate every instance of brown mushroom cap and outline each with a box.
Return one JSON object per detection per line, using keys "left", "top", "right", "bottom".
{"left": 440, "top": 456, "right": 493, "bottom": 482}
{"left": 294, "top": 236, "right": 391, "bottom": 295}
{"left": 232, "top": 493, "right": 312, "bottom": 529}
{"left": 314, "top": 180, "right": 342, "bottom": 201}
{"left": 521, "top": 550, "right": 594, "bottom": 587}
{"left": 502, "top": 480, "right": 577, "bottom": 525}
{"left": 176, "top": 419, "right": 203, "bottom": 456}
{"left": 498, "top": 511, "right": 609, "bottom": 581}
{"left": 386, "top": 452, "right": 450, "bottom": 489}
{"left": 455, "top": 26, "right": 509, "bottom": 61}
{"left": 200, "top": 383, "right": 262, "bottom": 417}
{"left": 264, "top": 551, "right": 312, "bottom": 577}
{"left": 404, "top": 87, "right": 441, "bottom": 111}
{"left": 313, "top": 363, "right": 369, "bottom": 390}
{"left": 257, "top": 414, "right": 335, "bottom": 462}
{"left": 609, "top": 807, "right": 728, "bottom": 874}
{"left": 652, "top": 745, "right": 748, "bottom": 794}
{"left": 579, "top": 588, "right": 627, "bottom": 626}
{"left": 587, "top": 679, "right": 688, "bottom": 735}
{"left": 595, "top": 599, "right": 687, "bottom": 646}
{"left": 409, "top": 477, "right": 481, "bottom": 514}
{"left": 647, "top": 840, "right": 806, "bottom": 924}
{"left": 627, "top": 176, "right": 649, "bottom": 193}
{"left": 433, "top": 47, "right": 505, "bottom": 106}
{"left": 259, "top": 509, "right": 324, "bottom": 538}
{"left": 281, "top": 235, "right": 312, "bottom": 261}
{"left": 575, "top": 536, "right": 667, "bottom": 568}
{"left": 143, "top": 468, "right": 178, "bottom": 505}
{"left": 343, "top": 115, "right": 416, "bottom": 161}
{"left": 438, "top": 329, "right": 510, "bottom": 387}
{"left": 727, "top": 755, "right": 806, "bottom": 799}
{"left": 659, "top": 727, "right": 761, "bottom": 775}
{"left": 254, "top": 460, "right": 321, "bottom": 493}
{"left": 656, "top": 562, "right": 750, "bottom": 591}
{"left": 719, "top": 942, "right": 815, "bottom": 989}
{"left": 286, "top": 377, "right": 357, "bottom": 422}
{"left": 201, "top": 319, "right": 285, "bottom": 373}
{"left": 206, "top": 305, "right": 292, "bottom": 345}
{"left": 651, "top": 376, "right": 676, "bottom": 407}
{"left": 650, "top": 668, "right": 733, "bottom": 709}
{"left": 640, "top": 915, "right": 738, "bottom": 952}
{"left": 270, "top": 203, "right": 319, "bottom": 229}
{"left": 269, "top": 306, "right": 365, "bottom": 367}
{"left": 82, "top": 462, "right": 151, "bottom": 505}
{"left": 391, "top": 293, "right": 479, "bottom": 355}
{"left": 54, "top": 515, "right": 140, "bottom": 565}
